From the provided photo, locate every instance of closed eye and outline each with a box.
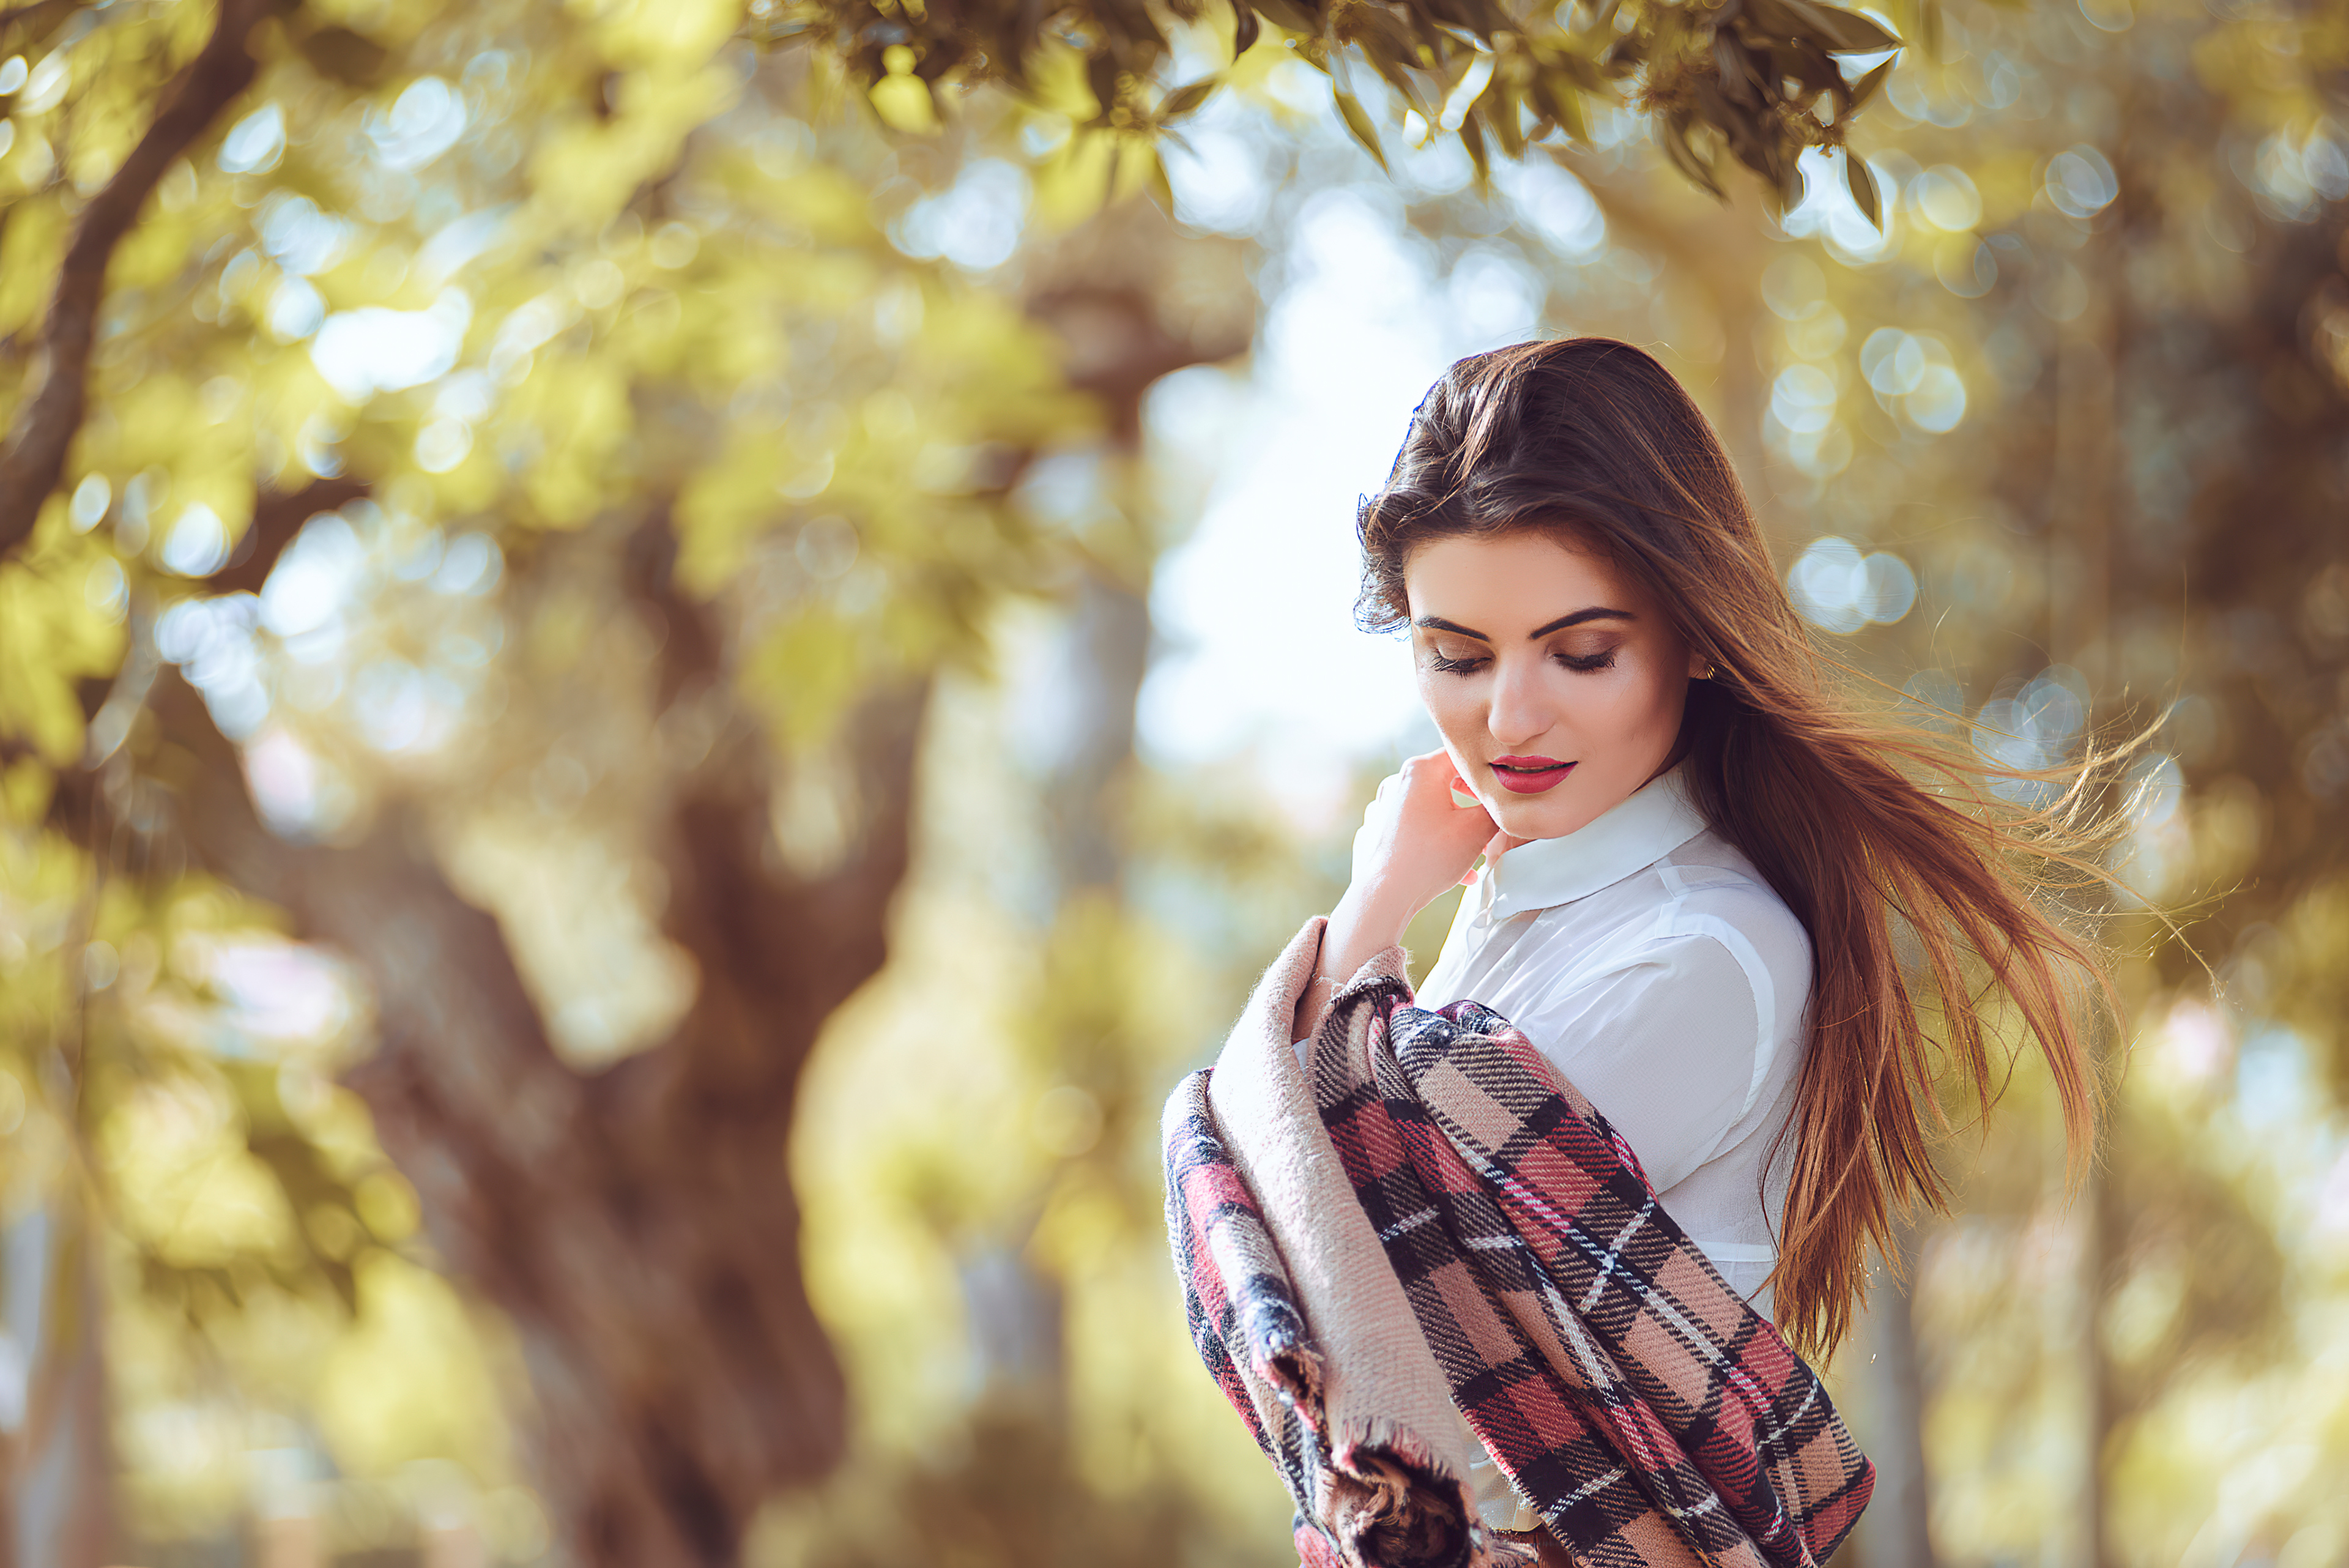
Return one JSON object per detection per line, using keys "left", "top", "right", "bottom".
{"left": 1428, "top": 648, "right": 1616, "bottom": 675}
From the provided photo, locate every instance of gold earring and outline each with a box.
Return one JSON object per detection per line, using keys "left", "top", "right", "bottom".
{"left": 1701, "top": 662, "right": 1718, "bottom": 680}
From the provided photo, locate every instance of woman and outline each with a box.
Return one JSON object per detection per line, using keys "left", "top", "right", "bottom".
{"left": 1286, "top": 337, "right": 2108, "bottom": 1542}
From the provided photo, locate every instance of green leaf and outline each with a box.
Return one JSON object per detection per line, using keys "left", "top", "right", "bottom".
{"left": 1660, "top": 112, "right": 1725, "bottom": 199}
{"left": 1489, "top": 78, "right": 1525, "bottom": 159}
{"left": 1372, "top": 54, "right": 1428, "bottom": 119}
{"left": 1100, "top": 137, "right": 1124, "bottom": 210}
{"left": 1776, "top": 148, "right": 1805, "bottom": 215}
{"left": 1457, "top": 106, "right": 1491, "bottom": 188}
{"left": 1145, "top": 145, "right": 1176, "bottom": 213}
{"left": 1248, "top": 0, "right": 1319, "bottom": 36}
{"left": 1157, "top": 75, "right": 1221, "bottom": 121}
{"left": 1846, "top": 147, "right": 1880, "bottom": 226}
{"left": 1542, "top": 76, "right": 1589, "bottom": 146}
{"left": 1846, "top": 56, "right": 1895, "bottom": 111}
{"left": 1776, "top": 0, "right": 1902, "bottom": 54}
{"left": 1332, "top": 88, "right": 1389, "bottom": 172}
{"left": 297, "top": 24, "right": 393, "bottom": 86}
{"left": 1348, "top": 7, "right": 1425, "bottom": 92}
{"left": 1713, "top": 34, "right": 1761, "bottom": 108}
{"left": 1784, "top": 37, "right": 1842, "bottom": 94}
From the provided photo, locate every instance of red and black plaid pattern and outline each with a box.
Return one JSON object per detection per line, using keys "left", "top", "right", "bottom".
{"left": 1311, "top": 976, "right": 1874, "bottom": 1568}
{"left": 1165, "top": 1071, "right": 1503, "bottom": 1568}
{"left": 1163, "top": 1069, "right": 1331, "bottom": 1559}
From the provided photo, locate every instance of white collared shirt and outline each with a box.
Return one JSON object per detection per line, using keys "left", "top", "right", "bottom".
{"left": 1414, "top": 763, "right": 1812, "bottom": 1296}
{"left": 1397, "top": 764, "right": 1813, "bottom": 1528}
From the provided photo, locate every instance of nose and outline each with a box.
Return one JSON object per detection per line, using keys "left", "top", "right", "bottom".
{"left": 1486, "top": 652, "right": 1555, "bottom": 749}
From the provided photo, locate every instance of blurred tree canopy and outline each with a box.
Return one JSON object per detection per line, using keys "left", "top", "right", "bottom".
{"left": 756, "top": 0, "right": 1902, "bottom": 207}
{"left": 0, "top": 0, "right": 1905, "bottom": 1559}
{"left": 1, "top": 0, "right": 2346, "bottom": 1563}
{"left": 0, "top": 0, "right": 1105, "bottom": 1559}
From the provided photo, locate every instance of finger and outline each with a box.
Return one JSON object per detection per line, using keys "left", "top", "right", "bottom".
{"left": 1402, "top": 748, "right": 1453, "bottom": 786}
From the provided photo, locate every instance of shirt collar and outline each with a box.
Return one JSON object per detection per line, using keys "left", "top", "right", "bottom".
{"left": 1471, "top": 762, "right": 1709, "bottom": 926}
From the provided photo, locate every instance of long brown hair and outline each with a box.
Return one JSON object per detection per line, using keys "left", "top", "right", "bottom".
{"left": 1357, "top": 336, "right": 2111, "bottom": 1358}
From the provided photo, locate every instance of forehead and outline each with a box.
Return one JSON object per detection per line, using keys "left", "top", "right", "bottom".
{"left": 1401, "top": 531, "right": 1647, "bottom": 625}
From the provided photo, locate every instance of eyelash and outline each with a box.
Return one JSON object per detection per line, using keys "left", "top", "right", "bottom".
{"left": 1428, "top": 650, "right": 1617, "bottom": 675}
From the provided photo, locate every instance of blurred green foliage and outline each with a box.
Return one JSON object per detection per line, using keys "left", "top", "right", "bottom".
{"left": 753, "top": 0, "right": 1902, "bottom": 208}
{"left": 0, "top": 0, "right": 2344, "bottom": 1562}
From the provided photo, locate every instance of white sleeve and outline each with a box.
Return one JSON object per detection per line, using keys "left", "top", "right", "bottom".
{"left": 1516, "top": 932, "right": 1767, "bottom": 1194}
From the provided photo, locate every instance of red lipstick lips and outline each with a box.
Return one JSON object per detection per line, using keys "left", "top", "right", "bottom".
{"left": 1490, "top": 755, "right": 1575, "bottom": 794}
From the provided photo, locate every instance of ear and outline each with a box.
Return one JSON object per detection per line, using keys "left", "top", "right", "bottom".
{"left": 1687, "top": 647, "right": 1711, "bottom": 679}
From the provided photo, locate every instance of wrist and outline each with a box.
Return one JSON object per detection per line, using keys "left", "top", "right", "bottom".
{"left": 1332, "top": 882, "right": 1415, "bottom": 952}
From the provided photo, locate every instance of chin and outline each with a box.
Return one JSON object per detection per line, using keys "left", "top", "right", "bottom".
{"left": 1493, "top": 796, "right": 1588, "bottom": 840}
{"left": 1492, "top": 776, "right": 1615, "bottom": 841}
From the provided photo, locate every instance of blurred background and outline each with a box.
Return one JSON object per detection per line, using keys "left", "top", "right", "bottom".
{"left": 0, "top": 0, "right": 2345, "bottom": 1563}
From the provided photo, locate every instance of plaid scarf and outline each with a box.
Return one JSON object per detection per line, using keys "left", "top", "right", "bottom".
{"left": 1165, "top": 932, "right": 1872, "bottom": 1568}
{"left": 1166, "top": 1071, "right": 1478, "bottom": 1568}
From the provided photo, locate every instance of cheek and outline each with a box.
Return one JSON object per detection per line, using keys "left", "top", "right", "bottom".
{"left": 1414, "top": 671, "right": 1476, "bottom": 736}
{"left": 1409, "top": 672, "right": 1466, "bottom": 729}
{"left": 1587, "top": 656, "right": 1686, "bottom": 742}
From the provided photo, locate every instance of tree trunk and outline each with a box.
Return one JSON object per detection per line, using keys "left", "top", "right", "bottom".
{"left": 2049, "top": 204, "right": 2121, "bottom": 1568}
{"left": 146, "top": 604, "right": 926, "bottom": 1564}
{"left": 42, "top": 217, "right": 1242, "bottom": 1568}
{"left": 1859, "top": 1224, "right": 1935, "bottom": 1568}
{"left": 5, "top": 1203, "right": 111, "bottom": 1568}
{"left": 954, "top": 262, "right": 1242, "bottom": 1422}
{"left": 1041, "top": 565, "right": 1152, "bottom": 899}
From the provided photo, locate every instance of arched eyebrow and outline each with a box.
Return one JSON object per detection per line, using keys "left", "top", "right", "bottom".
{"left": 1414, "top": 608, "right": 1635, "bottom": 642}
{"left": 1413, "top": 615, "right": 1492, "bottom": 641}
{"left": 1529, "top": 608, "right": 1635, "bottom": 637}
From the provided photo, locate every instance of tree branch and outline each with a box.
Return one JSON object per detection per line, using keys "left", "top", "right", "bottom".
{"left": 0, "top": 1, "right": 77, "bottom": 40}
{"left": 212, "top": 476, "right": 371, "bottom": 595}
{"left": 610, "top": 507, "right": 929, "bottom": 1118}
{"left": 144, "top": 622, "right": 861, "bottom": 1562}
{"left": 0, "top": 0, "right": 273, "bottom": 563}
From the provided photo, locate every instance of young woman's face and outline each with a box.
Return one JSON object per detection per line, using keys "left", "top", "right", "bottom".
{"left": 1404, "top": 529, "right": 1701, "bottom": 842}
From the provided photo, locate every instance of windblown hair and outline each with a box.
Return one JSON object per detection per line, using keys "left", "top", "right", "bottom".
{"left": 1358, "top": 337, "right": 2113, "bottom": 1358}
